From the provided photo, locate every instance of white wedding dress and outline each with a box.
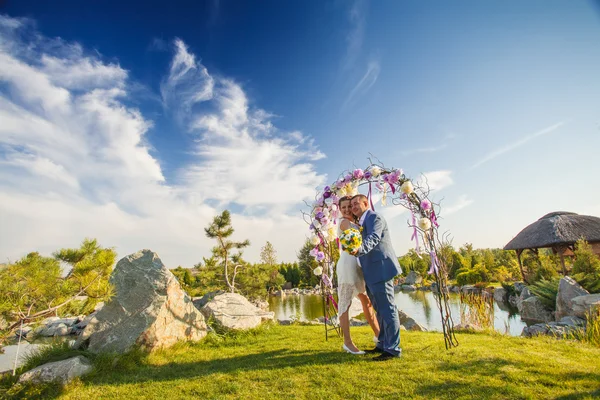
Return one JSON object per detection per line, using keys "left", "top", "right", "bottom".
{"left": 336, "top": 218, "right": 367, "bottom": 315}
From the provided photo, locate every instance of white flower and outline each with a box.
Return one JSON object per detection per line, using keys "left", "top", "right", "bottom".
{"left": 418, "top": 217, "right": 432, "bottom": 231}
{"left": 323, "top": 208, "right": 330, "bottom": 217}
{"left": 313, "top": 220, "right": 321, "bottom": 229}
{"left": 310, "top": 235, "right": 320, "bottom": 246}
{"left": 330, "top": 204, "right": 338, "bottom": 211}
{"left": 371, "top": 166, "right": 382, "bottom": 177}
{"left": 400, "top": 181, "right": 414, "bottom": 195}
{"left": 324, "top": 197, "right": 334, "bottom": 206}
{"left": 313, "top": 266, "right": 323, "bottom": 276}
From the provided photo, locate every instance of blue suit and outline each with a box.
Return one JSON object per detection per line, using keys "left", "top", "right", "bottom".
{"left": 357, "top": 210, "right": 403, "bottom": 356}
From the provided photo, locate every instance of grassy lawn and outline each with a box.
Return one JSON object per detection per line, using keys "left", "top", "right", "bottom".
{"left": 3, "top": 324, "right": 600, "bottom": 399}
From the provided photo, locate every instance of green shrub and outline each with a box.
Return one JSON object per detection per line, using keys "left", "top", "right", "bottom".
{"left": 571, "top": 239, "right": 600, "bottom": 293}
{"left": 529, "top": 278, "right": 560, "bottom": 311}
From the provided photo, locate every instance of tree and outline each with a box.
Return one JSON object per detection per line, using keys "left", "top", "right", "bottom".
{"left": 260, "top": 241, "right": 277, "bottom": 267}
{"left": 297, "top": 240, "right": 320, "bottom": 287}
{"left": 0, "top": 239, "right": 115, "bottom": 342}
{"left": 204, "top": 210, "right": 250, "bottom": 293}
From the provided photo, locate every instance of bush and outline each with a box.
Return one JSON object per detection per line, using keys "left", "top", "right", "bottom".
{"left": 529, "top": 277, "right": 560, "bottom": 311}
{"left": 571, "top": 239, "right": 600, "bottom": 293}
{"left": 456, "top": 264, "right": 490, "bottom": 286}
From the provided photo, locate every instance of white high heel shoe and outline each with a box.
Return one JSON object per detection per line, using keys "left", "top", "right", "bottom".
{"left": 343, "top": 344, "right": 365, "bottom": 355}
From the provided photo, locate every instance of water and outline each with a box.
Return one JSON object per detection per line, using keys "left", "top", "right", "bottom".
{"left": 268, "top": 291, "right": 527, "bottom": 336}
{"left": 0, "top": 337, "right": 70, "bottom": 373}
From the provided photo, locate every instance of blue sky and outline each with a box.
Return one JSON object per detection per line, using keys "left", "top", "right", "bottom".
{"left": 1, "top": 1, "right": 600, "bottom": 266}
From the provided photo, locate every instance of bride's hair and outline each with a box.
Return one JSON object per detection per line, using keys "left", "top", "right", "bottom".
{"left": 338, "top": 196, "right": 352, "bottom": 207}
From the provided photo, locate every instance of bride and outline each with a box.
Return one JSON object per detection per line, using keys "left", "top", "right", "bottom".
{"left": 337, "top": 196, "right": 380, "bottom": 354}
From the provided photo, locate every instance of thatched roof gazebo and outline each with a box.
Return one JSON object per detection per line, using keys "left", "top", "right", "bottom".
{"left": 504, "top": 211, "right": 600, "bottom": 282}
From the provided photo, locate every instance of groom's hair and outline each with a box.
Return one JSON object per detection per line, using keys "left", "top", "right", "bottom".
{"left": 351, "top": 194, "right": 368, "bottom": 204}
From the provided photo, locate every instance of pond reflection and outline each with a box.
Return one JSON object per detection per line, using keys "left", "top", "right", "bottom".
{"left": 268, "top": 291, "right": 527, "bottom": 336}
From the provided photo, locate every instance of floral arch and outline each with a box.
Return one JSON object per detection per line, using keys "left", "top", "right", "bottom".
{"left": 305, "top": 160, "right": 458, "bottom": 349}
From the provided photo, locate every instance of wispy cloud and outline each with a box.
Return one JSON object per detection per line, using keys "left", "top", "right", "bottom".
{"left": 0, "top": 15, "right": 326, "bottom": 266}
{"left": 342, "top": 0, "right": 367, "bottom": 70}
{"left": 443, "top": 195, "right": 474, "bottom": 216}
{"left": 417, "top": 170, "right": 454, "bottom": 192}
{"left": 470, "top": 121, "right": 565, "bottom": 169}
{"left": 342, "top": 60, "right": 380, "bottom": 110}
{"left": 400, "top": 144, "right": 448, "bottom": 156}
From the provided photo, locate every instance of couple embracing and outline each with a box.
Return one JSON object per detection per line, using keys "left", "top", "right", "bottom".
{"left": 337, "top": 194, "right": 402, "bottom": 361}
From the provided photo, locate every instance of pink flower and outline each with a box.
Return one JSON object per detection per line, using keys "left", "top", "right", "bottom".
{"left": 420, "top": 199, "right": 432, "bottom": 210}
{"left": 336, "top": 179, "right": 345, "bottom": 189}
{"left": 353, "top": 169, "right": 364, "bottom": 180}
{"left": 310, "top": 248, "right": 319, "bottom": 257}
{"left": 316, "top": 251, "right": 325, "bottom": 262}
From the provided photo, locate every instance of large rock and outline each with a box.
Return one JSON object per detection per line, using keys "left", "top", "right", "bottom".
{"left": 520, "top": 296, "right": 553, "bottom": 323}
{"left": 404, "top": 271, "right": 422, "bottom": 286}
{"left": 555, "top": 277, "right": 590, "bottom": 320}
{"left": 398, "top": 310, "right": 427, "bottom": 331}
{"left": 401, "top": 284, "right": 417, "bottom": 292}
{"left": 192, "top": 290, "right": 225, "bottom": 310}
{"left": 201, "top": 292, "right": 274, "bottom": 330}
{"left": 18, "top": 356, "right": 92, "bottom": 384}
{"left": 570, "top": 294, "right": 600, "bottom": 318}
{"left": 493, "top": 287, "right": 508, "bottom": 303}
{"left": 75, "top": 250, "right": 207, "bottom": 353}
{"left": 517, "top": 287, "right": 534, "bottom": 313}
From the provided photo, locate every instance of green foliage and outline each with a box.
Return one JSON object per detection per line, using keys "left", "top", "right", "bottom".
{"left": 297, "top": 240, "right": 320, "bottom": 287}
{"left": 204, "top": 210, "right": 250, "bottom": 293}
{"left": 501, "top": 282, "right": 518, "bottom": 298}
{"left": 278, "top": 262, "right": 301, "bottom": 287}
{"left": 567, "top": 309, "right": 600, "bottom": 348}
{"left": 571, "top": 239, "right": 600, "bottom": 293}
{"left": 456, "top": 263, "right": 490, "bottom": 286}
{"left": 529, "top": 277, "right": 560, "bottom": 311}
{"left": 0, "top": 239, "right": 115, "bottom": 342}
{"left": 236, "top": 263, "right": 285, "bottom": 300}
{"left": 259, "top": 241, "right": 277, "bottom": 267}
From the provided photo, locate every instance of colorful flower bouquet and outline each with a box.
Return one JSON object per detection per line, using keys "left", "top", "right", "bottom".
{"left": 339, "top": 228, "right": 362, "bottom": 254}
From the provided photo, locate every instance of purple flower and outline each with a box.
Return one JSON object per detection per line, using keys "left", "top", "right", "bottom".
{"left": 353, "top": 169, "right": 364, "bottom": 180}
{"left": 336, "top": 179, "right": 345, "bottom": 189}
{"left": 364, "top": 171, "right": 372, "bottom": 180}
{"left": 344, "top": 173, "right": 353, "bottom": 183}
{"left": 331, "top": 194, "right": 339, "bottom": 204}
{"left": 315, "top": 211, "right": 325, "bottom": 220}
{"left": 321, "top": 217, "right": 329, "bottom": 226}
{"left": 309, "top": 223, "right": 316, "bottom": 231}
{"left": 323, "top": 191, "right": 332, "bottom": 199}
{"left": 316, "top": 251, "right": 325, "bottom": 262}
{"left": 310, "top": 248, "right": 319, "bottom": 257}
{"left": 421, "top": 199, "right": 432, "bottom": 210}
{"left": 324, "top": 185, "right": 331, "bottom": 193}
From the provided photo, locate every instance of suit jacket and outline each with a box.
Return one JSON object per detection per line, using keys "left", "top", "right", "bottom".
{"left": 357, "top": 210, "right": 402, "bottom": 284}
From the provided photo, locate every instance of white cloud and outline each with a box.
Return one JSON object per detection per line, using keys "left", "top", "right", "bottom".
{"left": 0, "top": 16, "right": 325, "bottom": 266}
{"left": 470, "top": 121, "right": 565, "bottom": 169}
{"left": 443, "top": 195, "right": 474, "bottom": 216}
{"left": 342, "top": 60, "right": 380, "bottom": 110}
{"left": 343, "top": 0, "right": 367, "bottom": 70}
{"left": 417, "top": 170, "right": 454, "bottom": 192}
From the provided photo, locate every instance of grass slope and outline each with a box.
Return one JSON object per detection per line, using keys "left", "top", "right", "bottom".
{"left": 4, "top": 324, "right": 600, "bottom": 399}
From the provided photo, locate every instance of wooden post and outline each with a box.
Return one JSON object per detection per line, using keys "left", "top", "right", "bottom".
{"left": 516, "top": 249, "right": 528, "bottom": 284}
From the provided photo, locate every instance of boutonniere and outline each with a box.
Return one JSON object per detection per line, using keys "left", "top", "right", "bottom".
{"left": 360, "top": 226, "right": 364, "bottom": 233}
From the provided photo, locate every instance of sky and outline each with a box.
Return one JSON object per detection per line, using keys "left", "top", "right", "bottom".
{"left": 1, "top": 0, "right": 600, "bottom": 268}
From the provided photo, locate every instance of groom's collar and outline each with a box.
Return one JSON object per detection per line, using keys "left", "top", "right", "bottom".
{"left": 358, "top": 209, "right": 370, "bottom": 225}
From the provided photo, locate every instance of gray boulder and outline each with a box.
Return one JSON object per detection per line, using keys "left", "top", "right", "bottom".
{"left": 404, "top": 271, "right": 422, "bottom": 285}
{"left": 520, "top": 296, "right": 553, "bottom": 323}
{"left": 513, "top": 282, "right": 526, "bottom": 295}
{"left": 493, "top": 287, "right": 508, "bottom": 303}
{"left": 192, "top": 290, "right": 225, "bottom": 310}
{"left": 18, "top": 356, "right": 92, "bottom": 384}
{"left": 517, "top": 287, "right": 534, "bottom": 313}
{"left": 398, "top": 310, "right": 427, "bottom": 331}
{"left": 521, "top": 324, "right": 549, "bottom": 337}
{"left": 349, "top": 318, "right": 368, "bottom": 327}
{"left": 277, "top": 319, "right": 293, "bottom": 326}
{"left": 201, "top": 292, "right": 274, "bottom": 331}
{"left": 555, "top": 277, "right": 589, "bottom": 320}
{"left": 401, "top": 284, "right": 417, "bottom": 292}
{"left": 76, "top": 250, "right": 207, "bottom": 353}
{"left": 570, "top": 294, "right": 600, "bottom": 318}
{"left": 558, "top": 316, "right": 586, "bottom": 327}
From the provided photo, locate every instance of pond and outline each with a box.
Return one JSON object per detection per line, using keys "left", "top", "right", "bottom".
{"left": 0, "top": 337, "right": 71, "bottom": 374}
{"left": 268, "top": 291, "right": 527, "bottom": 337}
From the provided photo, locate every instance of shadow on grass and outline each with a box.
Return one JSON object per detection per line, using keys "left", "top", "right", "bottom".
{"left": 88, "top": 348, "right": 350, "bottom": 386}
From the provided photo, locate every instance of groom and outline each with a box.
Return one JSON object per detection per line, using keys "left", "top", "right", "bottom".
{"left": 350, "top": 194, "right": 402, "bottom": 361}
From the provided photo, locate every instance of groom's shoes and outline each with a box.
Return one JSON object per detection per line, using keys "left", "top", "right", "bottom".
{"left": 363, "top": 347, "right": 384, "bottom": 354}
{"left": 372, "top": 351, "right": 400, "bottom": 362}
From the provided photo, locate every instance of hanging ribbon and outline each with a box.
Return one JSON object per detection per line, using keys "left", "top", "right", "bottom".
{"left": 368, "top": 182, "right": 375, "bottom": 210}
{"left": 428, "top": 251, "right": 439, "bottom": 275}
{"left": 328, "top": 294, "right": 338, "bottom": 311}
{"left": 431, "top": 208, "right": 439, "bottom": 228}
{"left": 321, "top": 273, "right": 332, "bottom": 288}
{"left": 411, "top": 210, "right": 420, "bottom": 255}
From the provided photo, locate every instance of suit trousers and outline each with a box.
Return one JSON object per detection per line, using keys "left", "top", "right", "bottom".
{"left": 366, "top": 278, "right": 402, "bottom": 356}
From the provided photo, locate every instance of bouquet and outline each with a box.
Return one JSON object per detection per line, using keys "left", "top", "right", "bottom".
{"left": 339, "top": 228, "right": 362, "bottom": 254}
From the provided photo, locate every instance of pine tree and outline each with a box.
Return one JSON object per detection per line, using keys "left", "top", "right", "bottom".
{"left": 260, "top": 241, "right": 277, "bottom": 267}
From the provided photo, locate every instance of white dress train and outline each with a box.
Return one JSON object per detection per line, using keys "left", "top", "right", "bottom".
{"left": 336, "top": 219, "right": 366, "bottom": 315}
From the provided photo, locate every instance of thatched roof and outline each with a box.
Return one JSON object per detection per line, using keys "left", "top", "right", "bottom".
{"left": 504, "top": 211, "right": 600, "bottom": 251}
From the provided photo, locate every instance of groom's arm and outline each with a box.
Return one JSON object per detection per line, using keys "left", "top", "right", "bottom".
{"left": 358, "top": 213, "right": 385, "bottom": 256}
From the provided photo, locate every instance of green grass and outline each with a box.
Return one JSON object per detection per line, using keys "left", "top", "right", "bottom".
{"left": 3, "top": 323, "right": 600, "bottom": 400}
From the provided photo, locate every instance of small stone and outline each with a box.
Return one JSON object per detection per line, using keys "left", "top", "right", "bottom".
{"left": 18, "top": 356, "right": 92, "bottom": 384}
